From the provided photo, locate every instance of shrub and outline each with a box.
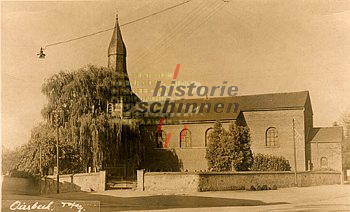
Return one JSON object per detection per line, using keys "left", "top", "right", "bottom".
{"left": 251, "top": 153, "right": 291, "bottom": 171}
{"left": 9, "top": 170, "right": 35, "bottom": 178}
{"left": 206, "top": 121, "right": 253, "bottom": 171}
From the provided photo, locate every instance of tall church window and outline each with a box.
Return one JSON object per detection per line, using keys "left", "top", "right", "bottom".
{"left": 205, "top": 128, "right": 214, "bottom": 147}
{"left": 320, "top": 157, "right": 328, "bottom": 168}
{"left": 156, "top": 130, "right": 167, "bottom": 148}
{"left": 266, "top": 127, "right": 278, "bottom": 147}
{"left": 180, "top": 129, "right": 192, "bottom": 147}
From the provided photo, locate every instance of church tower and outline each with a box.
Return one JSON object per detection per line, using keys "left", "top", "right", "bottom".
{"left": 108, "top": 15, "right": 127, "bottom": 73}
{"left": 108, "top": 15, "right": 140, "bottom": 116}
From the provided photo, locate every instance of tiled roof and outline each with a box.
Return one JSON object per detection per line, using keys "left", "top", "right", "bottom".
{"left": 231, "top": 90, "right": 309, "bottom": 111}
{"left": 309, "top": 127, "right": 343, "bottom": 143}
{"left": 136, "top": 91, "right": 310, "bottom": 123}
{"left": 108, "top": 18, "right": 126, "bottom": 58}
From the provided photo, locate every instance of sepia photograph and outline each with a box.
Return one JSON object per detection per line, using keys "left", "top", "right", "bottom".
{"left": 1, "top": 0, "right": 350, "bottom": 211}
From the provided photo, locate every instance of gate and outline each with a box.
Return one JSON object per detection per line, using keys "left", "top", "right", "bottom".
{"left": 105, "top": 164, "right": 136, "bottom": 189}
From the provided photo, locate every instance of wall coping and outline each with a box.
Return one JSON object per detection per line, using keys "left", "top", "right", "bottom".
{"left": 144, "top": 171, "right": 341, "bottom": 176}
{"left": 154, "top": 147, "right": 207, "bottom": 150}
{"left": 145, "top": 172, "right": 198, "bottom": 176}
{"left": 45, "top": 171, "right": 105, "bottom": 179}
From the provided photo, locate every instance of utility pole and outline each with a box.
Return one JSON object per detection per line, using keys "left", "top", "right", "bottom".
{"left": 292, "top": 118, "right": 298, "bottom": 186}
{"left": 39, "top": 145, "right": 42, "bottom": 177}
{"left": 56, "top": 125, "right": 60, "bottom": 193}
{"left": 39, "top": 144, "right": 42, "bottom": 194}
{"left": 53, "top": 110, "right": 62, "bottom": 194}
{"left": 52, "top": 105, "right": 67, "bottom": 193}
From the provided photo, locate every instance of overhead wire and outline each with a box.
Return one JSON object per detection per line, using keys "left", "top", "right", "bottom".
{"left": 131, "top": 0, "right": 220, "bottom": 69}
{"left": 43, "top": 0, "right": 193, "bottom": 49}
{"left": 129, "top": 0, "right": 212, "bottom": 67}
{"left": 185, "top": 2, "right": 226, "bottom": 37}
{"left": 133, "top": 0, "right": 224, "bottom": 71}
{"left": 129, "top": 0, "right": 208, "bottom": 65}
{"left": 150, "top": 1, "right": 223, "bottom": 65}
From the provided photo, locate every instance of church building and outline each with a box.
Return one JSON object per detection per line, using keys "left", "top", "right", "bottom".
{"left": 107, "top": 17, "right": 343, "bottom": 173}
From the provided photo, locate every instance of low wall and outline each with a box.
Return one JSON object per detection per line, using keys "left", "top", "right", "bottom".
{"left": 2, "top": 176, "right": 39, "bottom": 195}
{"left": 40, "top": 171, "right": 106, "bottom": 194}
{"left": 139, "top": 171, "right": 341, "bottom": 192}
{"left": 199, "top": 171, "right": 341, "bottom": 191}
{"left": 143, "top": 172, "right": 201, "bottom": 192}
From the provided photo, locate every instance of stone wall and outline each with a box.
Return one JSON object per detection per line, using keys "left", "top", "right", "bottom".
{"left": 143, "top": 172, "right": 201, "bottom": 192}
{"left": 139, "top": 171, "right": 341, "bottom": 192}
{"left": 199, "top": 171, "right": 341, "bottom": 191}
{"left": 40, "top": 171, "right": 106, "bottom": 194}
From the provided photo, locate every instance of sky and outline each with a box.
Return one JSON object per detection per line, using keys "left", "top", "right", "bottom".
{"left": 1, "top": 0, "right": 350, "bottom": 149}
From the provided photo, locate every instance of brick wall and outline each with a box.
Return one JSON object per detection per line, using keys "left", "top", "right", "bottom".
{"left": 141, "top": 122, "right": 231, "bottom": 171}
{"left": 159, "top": 122, "right": 231, "bottom": 148}
{"left": 141, "top": 109, "right": 308, "bottom": 172}
{"left": 311, "top": 142, "right": 342, "bottom": 171}
{"left": 304, "top": 97, "right": 314, "bottom": 170}
{"left": 140, "top": 148, "right": 208, "bottom": 172}
{"left": 173, "top": 148, "right": 207, "bottom": 171}
{"left": 243, "top": 109, "right": 306, "bottom": 171}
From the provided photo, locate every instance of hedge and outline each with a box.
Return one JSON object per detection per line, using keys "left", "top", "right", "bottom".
{"left": 251, "top": 153, "right": 291, "bottom": 171}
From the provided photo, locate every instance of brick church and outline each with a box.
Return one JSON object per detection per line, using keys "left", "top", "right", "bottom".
{"left": 108, "top": 17, "right": 343, "bottom": 173}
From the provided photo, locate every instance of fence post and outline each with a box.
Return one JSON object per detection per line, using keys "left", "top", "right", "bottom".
{"left": 99, "top": 171, "right": 106, "bottom": 192}
{"left": 137, "top": 169, "right": 145, "bottom": 191}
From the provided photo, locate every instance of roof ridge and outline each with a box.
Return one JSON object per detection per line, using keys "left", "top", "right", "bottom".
{"left": 171, "top": 90, "right": 310, "bottom": 102}
{"left": 236, "top": 90, "right": 309, "bottom": 98}
{"left": 313, "top": 126, "right": 343, "bottom": 129}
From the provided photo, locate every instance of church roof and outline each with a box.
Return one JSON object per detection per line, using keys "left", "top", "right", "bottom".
{"left": 309, "top": 127, "right": 343, "bottom": 143}
{"left": 203, "top": 90, "right": 310, "bottom": 111}
{"left": 108, "top": 17, "right": 126, "bottom": 57}
{"left": 137, "top": 90, "right": 311, "bottom": 123}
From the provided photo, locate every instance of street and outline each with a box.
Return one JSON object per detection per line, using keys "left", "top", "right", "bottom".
{"left": 2, "top": 184, "right": 350, "bottom": 211}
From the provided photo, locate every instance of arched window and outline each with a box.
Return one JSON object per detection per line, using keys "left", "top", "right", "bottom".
{"left": 180, "top": 129, "right": 192, "bottom": 147}
{"left": 156, "top": 130, "right": 167, "bottom": 148}
{"left": 320, "top": 157, "right": 328, "bottom": 168}
{"left": 205, "top": 128, "right": 214, "bottom": 147}
{"left": 266, "top": 127, "right": 278, "bottom": 147}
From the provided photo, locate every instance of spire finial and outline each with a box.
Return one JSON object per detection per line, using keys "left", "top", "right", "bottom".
{"left": 116, "top": 8, "right": 118, "bottom": 20}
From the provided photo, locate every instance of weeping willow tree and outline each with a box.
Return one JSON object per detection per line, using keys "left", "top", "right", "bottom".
{"left": 16, "top": 122, "right": 83, "bottom": 175}
{"left": 36, "top": 65, "right": 143, "bottom": 173}
{"left": 1, "top": 65, "right": 144, "bottom": 176}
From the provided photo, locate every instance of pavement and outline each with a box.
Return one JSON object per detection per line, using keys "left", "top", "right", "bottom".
{"left": 2, "top": 184, "right": 350, "bottom": 211}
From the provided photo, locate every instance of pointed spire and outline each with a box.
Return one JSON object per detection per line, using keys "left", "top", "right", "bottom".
{"left": 108, "top": 15, "right": 126, "bottom": 69}
{"left": 107, "top": 14, "right": 141, "bottom": 111}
